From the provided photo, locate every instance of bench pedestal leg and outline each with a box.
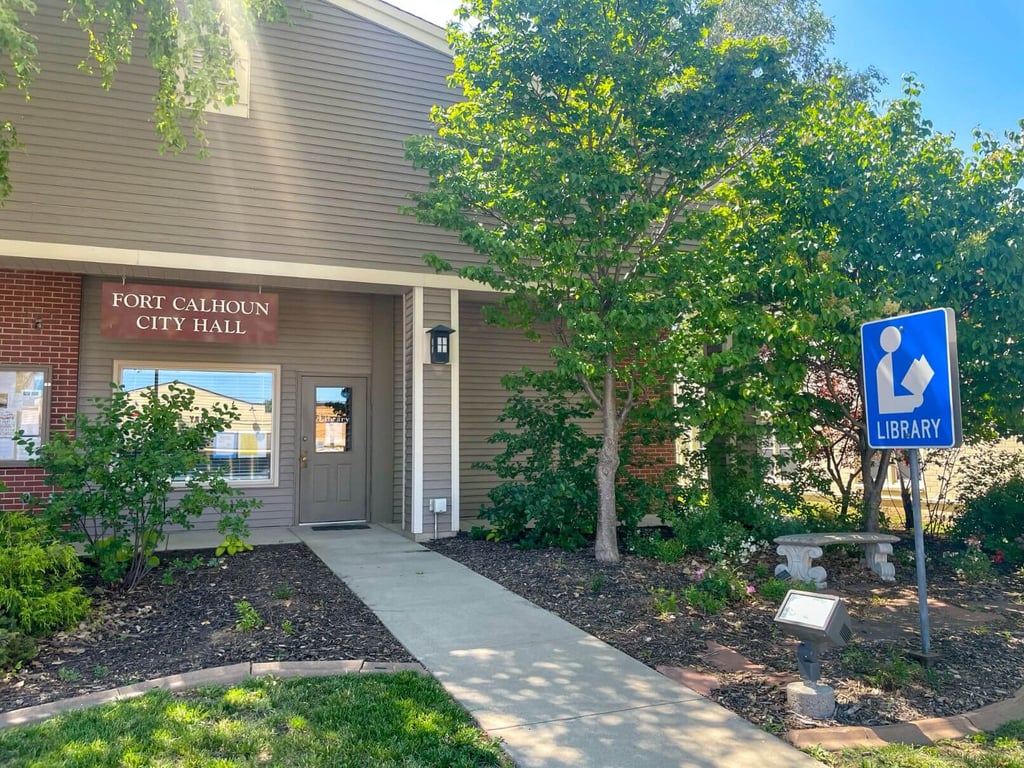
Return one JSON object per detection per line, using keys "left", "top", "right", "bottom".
{"left": 775, "top": 544, "right": 827, "bottom": 590}
{"left": 863, "top": 543, "right": 896, "bottom": 582}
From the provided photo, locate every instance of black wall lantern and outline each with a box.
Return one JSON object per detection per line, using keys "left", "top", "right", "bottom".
{"left": 427, "top": 324, "right": 455, "bottom": 364}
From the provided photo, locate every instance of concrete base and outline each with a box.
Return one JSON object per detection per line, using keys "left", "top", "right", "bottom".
{"left": 786, "top": 681, "right": 836, "bottom": 720}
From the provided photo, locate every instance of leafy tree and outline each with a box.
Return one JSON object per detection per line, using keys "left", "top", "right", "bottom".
{"left": 710, "top": 78, "right": 1024, "bottom": 530}
{"left": 712, "top": 0, "right": 881, "bottom": 97}
{"left": 407, "top": 0, "right": 795, "bottom": 561}
{"left": 0, "top": 0, "right": 287, "bottom": 202}
{"left": 17, "top": 384, "right": 260, "bottom": 591}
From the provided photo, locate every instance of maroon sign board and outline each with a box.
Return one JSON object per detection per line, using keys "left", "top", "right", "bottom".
{"left": 101, "top": 283, "right": 278, "bottom": 344}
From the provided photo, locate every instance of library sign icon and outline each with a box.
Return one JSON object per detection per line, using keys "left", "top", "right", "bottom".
{"left": 861, "top": 308, "right": 963, "bottom": 450}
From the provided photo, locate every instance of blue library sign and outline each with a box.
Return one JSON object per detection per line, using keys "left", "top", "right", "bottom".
{"left": 861, "top": 308, "right": 962, "bottom": 449}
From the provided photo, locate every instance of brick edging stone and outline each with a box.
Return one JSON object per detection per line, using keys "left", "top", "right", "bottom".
{"left": 0, "top": 660, "right": 425, "bottom": 731}
{"left": 783, "top": 685, "right": 1024, "bottom": 750}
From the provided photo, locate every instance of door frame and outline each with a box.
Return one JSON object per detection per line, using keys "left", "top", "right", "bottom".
{"left": 294, "top": 373, "right": 370, "bottom": 525}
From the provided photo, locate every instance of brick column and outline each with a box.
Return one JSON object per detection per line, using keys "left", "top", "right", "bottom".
{"left": 0, "top": 270, "right": 82, "bottom": 509}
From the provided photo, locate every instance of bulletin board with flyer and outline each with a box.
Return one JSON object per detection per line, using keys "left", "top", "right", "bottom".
{"left": 0, "top": 367, "right": 50, "bottom": 464}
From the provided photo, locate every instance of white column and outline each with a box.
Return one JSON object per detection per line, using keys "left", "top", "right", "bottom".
{"left": 411, "top": 286, "right": 424, "bottom": 535}
{"left": 450, "top": 289, "right": 460, "bottom": 532}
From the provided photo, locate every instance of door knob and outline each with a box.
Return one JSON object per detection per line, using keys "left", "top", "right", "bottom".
{"left": 299, "top": 450, "right": 308, "bottom": 469}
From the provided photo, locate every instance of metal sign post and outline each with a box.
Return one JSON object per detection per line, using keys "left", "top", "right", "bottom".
{"left": 909, "top": 449, "right": 931, "bottom": 655}
{"left": 861, "top": 308, "right": 961, "bottom": 663}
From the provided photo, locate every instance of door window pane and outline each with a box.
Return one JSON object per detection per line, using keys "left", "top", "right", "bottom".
{"left": 315, "top": 386, "right": 352, "bottom": 453}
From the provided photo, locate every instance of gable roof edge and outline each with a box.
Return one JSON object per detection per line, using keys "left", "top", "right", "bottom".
{"left": 323, "top": 0, "right": 452, "bottom": 56}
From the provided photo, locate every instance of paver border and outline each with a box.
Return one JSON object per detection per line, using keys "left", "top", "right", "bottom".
{"left": 656, "top": 665, "right": 1024, "bottom": 751}
{"left": 0, "top": 660, "right": 425, "bottom": 730}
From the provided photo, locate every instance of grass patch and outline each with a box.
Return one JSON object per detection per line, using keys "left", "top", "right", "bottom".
{"left": 808, "top": 720, "right": 1024, "bottom": 766}
{"left": 0, "top": 672, "right": 511, "bottom": 767}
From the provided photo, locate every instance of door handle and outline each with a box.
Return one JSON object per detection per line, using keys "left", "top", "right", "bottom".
{"left": 299, "top": 450, "right": 308, "bottom": 469}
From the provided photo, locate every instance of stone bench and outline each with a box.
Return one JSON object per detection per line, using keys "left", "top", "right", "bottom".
{"left": 774, "top": 532, "right": 900, "bottom": 590}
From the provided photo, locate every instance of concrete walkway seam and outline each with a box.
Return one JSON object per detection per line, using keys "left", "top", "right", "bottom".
{"left": 0, "top": 659, "right": 425, "bottom": 731}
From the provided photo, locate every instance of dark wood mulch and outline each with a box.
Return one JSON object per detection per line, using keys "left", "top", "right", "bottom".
{"left": 5, "top": 534, "right": 1023, "bottom": 736}
{"left": 0, "top": 544, "right": 413, "bottom": 714}
{"left": 425, "top": 534, "right": 1024, "bottom": 732}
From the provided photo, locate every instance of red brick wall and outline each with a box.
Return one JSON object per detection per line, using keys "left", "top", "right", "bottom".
{"left": 628, "top": 441, "right": 677, "bottom": 483}
{"left": 0, "top": 270, "right": 82, "bottom": 509}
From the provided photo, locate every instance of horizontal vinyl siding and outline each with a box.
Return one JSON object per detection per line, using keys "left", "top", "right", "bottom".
{"left": 78, "top": 277, "right": 375, "bottom": 529}
{"left": 459, "top": 302, "right": 558, "bottom": 522}
{"left": 422, "top": 289, "right": 452, "bottom": 532}
{"left": 0, "top": 0, "right": 476, "bottom": 272}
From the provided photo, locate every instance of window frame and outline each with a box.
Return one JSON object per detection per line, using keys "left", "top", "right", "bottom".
{"left": 0, "top": 365, "right": 52, "bottom": 466}
{"left": 113, "top": 361, "right": 280, "bottom": 488}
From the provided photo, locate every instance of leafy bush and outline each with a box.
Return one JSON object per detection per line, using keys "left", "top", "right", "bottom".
{"left": 477, "top": 368, "right": 684, "bottom": 550}
{"left": 0, "top": 617, "right": 37, "bottom": 670}
{"left": 945, "top": 537, "right": 997, "bottom": 583}
{"left": 841, "top": 646, "right": 926, "bottom": 692}
{"left": 756, "top": 577, "right": 817, "bottom": 603}
{"left": 0, "top": 509, "right": 90, "bottom": 670}
{"left": 952, "top": 467, "right": 1024, "bottom": 565}
{"left": 17, "top": 384, "right": 261, "bottom": 591}
{"left": 0, "top": 510, "right": 90, "bottom": 636}
{"left": 626, "top": 530, "right": 687, "bottom": 563}
{"left": 681, "top": 565, "right": 751, "bottom": 614}
{"left": 650, "top": 587, "right": 679, "bottom": 616}
{"left": 476, "top": 371, "right": 600, "bottom": 549}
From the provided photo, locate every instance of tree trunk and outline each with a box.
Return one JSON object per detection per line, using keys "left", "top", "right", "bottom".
{"left": 595, "top": 372, "right": 621, "bottom": 563}
{"left": 860, "top": 445, "right": 892, "bottom": 532}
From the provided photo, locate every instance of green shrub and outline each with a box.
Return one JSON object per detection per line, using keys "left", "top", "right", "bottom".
{"left": 0, "top": 617, "right": 37, "bottom": 670}
{"left": 16, "top": 384, "right": 261, "bottom": 591}
{"left": 650, "top": 587, "right": 679, "bottom": 616}
{"left": 756, "top": 577, "right": 817, "bottom": 603}
{"left": 234, "top": 600, "right": 262, "bottom": 632}
{"left": 681, "top": 565, "right": 751, "bottom": 614}
{"left": 841, "top": 646, "right": 925, "bottom": 692}
{"left": 946, "top": 537, "right": 997, "bottom": 583}
{"left": 476, "top": 371, "right": 600, "bottom": 549}
{"left": 0, "top": 511, "right": 90, "bottom": 637}
{"left": 667, "top": 498, "right": 748, "bottom": 558}
{"left": 626, "top": 531, "right": 687, "bottom": 563}
{"left": 953, "top": 471, "right": 1024, "bottom": 565}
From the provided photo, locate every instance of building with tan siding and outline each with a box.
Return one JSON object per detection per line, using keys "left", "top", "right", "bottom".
{"left": 0, "top": 0, "right": 578, "bottom": 539}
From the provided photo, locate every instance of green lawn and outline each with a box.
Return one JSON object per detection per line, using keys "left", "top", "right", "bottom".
{"left": 807, "top": 720, "right": 1024, "bottom": 767}
{"left": 0, "top": 672, "right": 512, "bottom": 767}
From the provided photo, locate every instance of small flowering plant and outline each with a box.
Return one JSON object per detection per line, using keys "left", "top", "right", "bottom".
{"left": 681, "top": 564, "right": 754, "bottom": 614}
{"left": 706, "top": 535, "right": 767, "bottom": 567}
{"left": 945, "top": 536, "right": 996, "bottom": 583}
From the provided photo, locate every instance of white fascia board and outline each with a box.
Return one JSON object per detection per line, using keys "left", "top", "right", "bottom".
{"left": 323, "top": 0, "right": 451, "bottom": 55}
{"left": 0, "top": 240, "right": 493, "bottom": 293}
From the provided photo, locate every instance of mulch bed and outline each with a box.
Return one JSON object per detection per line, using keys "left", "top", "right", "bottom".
{"left": 0, "top": 544, "right": 413, "bottom": 714}
{"left": 4, "top": 535, "right": 1023, "bottom": 736}
{"left": 426, "top": 534, "right": 1024, "bottom": 732}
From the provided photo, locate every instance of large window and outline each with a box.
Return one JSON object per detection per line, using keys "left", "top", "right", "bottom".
{"left": 116, "top": 363, "right": 279, "bottom": 485}
{"left": 0, "top": 366, "right": 50, "bottom": 464}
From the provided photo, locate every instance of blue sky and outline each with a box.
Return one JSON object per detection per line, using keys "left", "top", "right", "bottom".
{"left": 389, "top": 0, "right": 1023, "bottom": 152}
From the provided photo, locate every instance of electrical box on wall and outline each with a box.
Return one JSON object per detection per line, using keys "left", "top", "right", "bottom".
{"left": 429, "top": 498, "right": 447, "bottom": 514}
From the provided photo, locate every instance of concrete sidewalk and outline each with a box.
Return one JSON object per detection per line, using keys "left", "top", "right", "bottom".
{"left": 293, "top": 525, "right": 822, "bottom": 768}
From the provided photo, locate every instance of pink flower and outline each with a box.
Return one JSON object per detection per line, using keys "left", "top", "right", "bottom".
{"left": 746, "top": 585, "right": 757, "bottom": 595}
{"left": 694, "top": 568, "right": 705, "bottom": 580}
